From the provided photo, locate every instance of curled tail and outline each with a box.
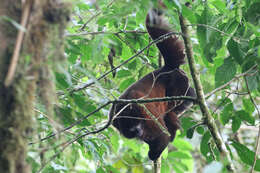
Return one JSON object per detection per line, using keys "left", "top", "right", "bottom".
{"left": 146, "top": 9, "right": 185, "bottom": 69}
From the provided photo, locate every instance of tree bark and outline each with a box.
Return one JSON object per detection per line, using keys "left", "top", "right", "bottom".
{"left": 0, "top": 1, "right": 70, "bottom": 173}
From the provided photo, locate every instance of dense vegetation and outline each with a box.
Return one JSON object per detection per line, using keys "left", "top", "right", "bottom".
{"left": 25, "top": 0, "right": 259, "bottom": 172}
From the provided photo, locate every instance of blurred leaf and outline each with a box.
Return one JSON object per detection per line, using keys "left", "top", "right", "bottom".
{"left": 227, "top": 39, "right": 245, "bottom": 65}
{"left": 243, "top": 98, "right": 255, "bottom": 114}
{"left": 117, "top": 69, "right": 132, "bottom": 78}
{"left": 245, "top": 2, "right": 260, "bottom": 25}
{"left": 97, "top": 167, "right": 106, "bottom": 173}
{"left": 111, "top": 133, "right": 120, "bottom": 152}
{"left": 161, "top": 159, "right": 170, "bottom": 173}
{"left": 132, "top": 166, "right": 144, "bottom": 173}
{"left": 212, "top": 0, "right": 227, "bottom": 13}
{"left": 220, "top": 103, "right": 234, "bottom": 125}
{"left": 196, "top": 126, "right": 205, "bottom": 135}
{"left": 121, "top": 44, "right": 132, "bottom": 60}
{"left": 245, "top": 72, "right": 260, "bottom": 91}
{"left": 182, "top": 5, "right": 197, "bottom": 24}
{"left": 200, "top": 131, "right": 211, "bottom": 159}
{"left": 236, "top": 110, "right": 255, "bottom": 125}
{"left": 119, "top": 77, "right": 135, "bottom": 91}
{"left": 231, "top": 116, "right": 241, "bottom": 133}
{"left": 168, "top": 151, "right": 192, "bottom": 159}
{"left": 173, "top": 138, "right": 193, "bottom": 151}
{"left": 187, "top": 127, "right": 195, "bottom": 139}
{"left": 181, "top": 117, "right": 197, "bottom": 134}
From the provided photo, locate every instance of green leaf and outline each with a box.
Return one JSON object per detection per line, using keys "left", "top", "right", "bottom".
{"left": 231, "top": 141, "right": 260, "bottom": 171}
{"left": 117, "top": 69, "right": 132, "bottom": 78}
{"left": 215, "top": 57, "right": 237, "bottom": 88}
{"left": 173, "top": 138, "right": 193, "bottom": 151}
{"left": 55, "top": 72, "right": 71, "bottom": 89}
{"left": 231, "top": 116, "right": 241, "bottom": 133}
{"left": 236, "top": 110, "right": 255, "bottom": 125}
{"left": 241, "top": 55, "right": 259, "bottom": 72}
{"left": 121, "top": 44, "right": 132, "bottom": 60}
{"left": 204, "top": 30, "right": 223, "bottom": 62}
{"left": 80, "top": 42, "right": 90, "bottom": 62}
{"left": 161, "top": 159, "right": 170, "bottom": 173}
{"left": 243, "top": 98, "right": 255, "bottom": 114}
{"left": 128, "top": 59, "right": 137, "bottom": 70}
{"left": 96, "top": 167, "right": 106, "bottom": 173}
{"left": 132, "top": 166, "right": 144, "bottom": 173}
{"left": 197, "top": 7, "right": 208, "bottom": 47}
{"left": 196, "top": 126, "right": 205, "bottom": 135}
{"left": 245, "top": 2, "right": 260, "bottom": 25}
{"left": 180, "top": 117, "right": 197, "bottom": 132}
{"left": 220, "top": 103, "right": 234, "bottom": 125}
{"left": 227, "top": 39, "right": 245, "bottom": 65}
{"left": 200, "top": 131, "right": 211, "bottom": 158}
{"left": 168, "top": 151, "right": 192, "bottom": 159}
{"left": 187, "top": 127, "right": 195, "bottom": 139}
{"left": 119, "top": 77, "right": 135, "bottom": 91}
{"left": 245, "top": 73, "right": 260, "bottom": 91}
{"left": 182, "top": 5, "right": 197, "bottom": 24}
{"left": 212, "top": 0, "right": 227, "bottom": 13}
{"left": 224, "top": 19, "right": 239, "bottom": 35}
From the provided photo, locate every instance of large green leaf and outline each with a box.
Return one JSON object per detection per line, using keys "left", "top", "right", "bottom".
{"left": 227, "top": 39, "right": 245, "bottom": 65}
{"left": 236, "top": 110, "right": 255, "bottom": 125}
{"left": 231, "top": 141, "right": 260, "bottom": 171}
{"left": 200, "top": 131, "right": 211, "bottom": 159}
{"left": 231, "top": 116, "right": 241, "bottom": 133}
{"left": 215, "top": 57, "right": 237, "bottom": 88}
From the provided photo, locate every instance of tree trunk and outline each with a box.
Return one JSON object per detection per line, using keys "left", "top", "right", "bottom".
{"left": 0, "top": 1, "right": 70, "bottom": 173}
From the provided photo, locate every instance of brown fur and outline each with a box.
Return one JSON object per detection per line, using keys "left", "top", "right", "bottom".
{"left": 109, "top": 9, "right": 195, "bottom": 161}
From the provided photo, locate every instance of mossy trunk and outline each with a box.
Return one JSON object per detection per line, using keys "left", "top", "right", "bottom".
{"left": 0, "top": 1, "right": 70, "bottom": 173}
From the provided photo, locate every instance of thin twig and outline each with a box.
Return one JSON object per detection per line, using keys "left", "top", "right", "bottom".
{"left": 29, "top": 102, "right": 111, "bottom": 145}
{"left": 67, "top": 31, "right": 182, "bottom": 94}
{"left": 115, "top": 33, "right": 154, "bottom": 68}
{"left": 153, "top": 156, "right": 161, "bottom": 173}
{"left": 245, "top": 77, "right": 260, "bottom": 173}
{"left": 66, "top": 30, "right": 146, "bottom": 37}
{"left": 79, "top": 0, "right": 116, "bottom": 31}
{"left": 30, "top": 95, "right": 196, "bottom": 144}
{"left": 36, "top": 100, "right": 130, "bottom": 173}
{"left": 4, "top": 0, "right": 32, "bottom": 87}
{"left": 205, "top": 64, "right": 258, "bottom": 98}
{"left": 179, "top": 14, "right": 235, "bottom": 171}
{"left": 188, "top": 23, "right": 249, "bottom": 42}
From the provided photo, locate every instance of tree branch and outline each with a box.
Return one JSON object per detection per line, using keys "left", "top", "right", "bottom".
{"left": 153, "top": 156, "right": 161, "bottom": 173}
{"left": 188, "top": 23, "right": 249, "bottom": 42}
{"left": 65, "top": 31, "right": 182, "bottom": 95}
{"left": 245, "top": 77, "right": 260, "bottom": 173}
{"left": 30, "top": 95, "right": 196, "bottom": 144}
{"left": 66, "top": 30, "right": 146, "bottom": 37}
{"left": 79, "top": 0, "right": 116, "bottom": 31}
{"left": 179, "top": 15, "right": 235, "bottom": 171}
{"left": 4, "top": 0, "right": 32, "bottom": 87}
{"left": 205, "top": 64, "right": 258, "bottom": 98}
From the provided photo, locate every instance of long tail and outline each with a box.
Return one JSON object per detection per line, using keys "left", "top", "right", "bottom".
{"left": 146, "top": 9, "right": 185, "bottom": 69}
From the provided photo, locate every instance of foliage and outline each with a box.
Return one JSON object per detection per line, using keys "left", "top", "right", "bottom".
{"left": 28, "top": 0, "right": 260, "bottom": 172}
